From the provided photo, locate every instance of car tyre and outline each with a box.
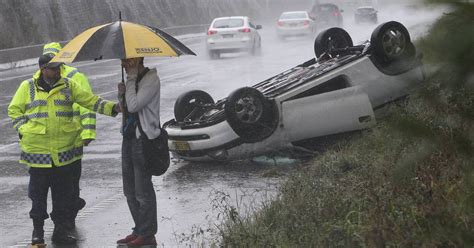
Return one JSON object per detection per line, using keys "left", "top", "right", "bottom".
{"left": 314, "top": 27, "right": 353, "bottom": 62}
{"left": 174, "top": 90, "right": 215, "bottom": 122}
{"left": 225, "top": 87, "right": 278, "bottom": 143}
{"left": 370, "top": 21, "right": 415, "bottom": 64}
{"left": 208, "top": 50, "right": 219, "bottom": 60}
{"left": 251, "top": 39, "right": 262, "bottom": 56}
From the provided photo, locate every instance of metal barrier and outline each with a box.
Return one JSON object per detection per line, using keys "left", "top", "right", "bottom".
{"left": 0, "top": 24, "right": 209, "bottom": 67}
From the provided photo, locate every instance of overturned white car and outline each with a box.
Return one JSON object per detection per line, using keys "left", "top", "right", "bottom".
{"left": 164, "top": 21, "right": 424, "bottom": 161}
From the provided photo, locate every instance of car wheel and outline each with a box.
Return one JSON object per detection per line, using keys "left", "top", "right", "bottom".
{"left": 174, "top": 90, "right": 215, "bottom": 122}
{"left": 314, "top": 27, "right": 353, "bottom": 62}
{"left": 251, "top": 39, "right": 262, "bottom": 56}
{"left": 208, "top": 50, "right": 219, "bottom": 59}
{"left": 225, "top": 87, "right": 278, "bottom": 143}
{"left": 370, "top": 21, "right": 414, "bottom": 63}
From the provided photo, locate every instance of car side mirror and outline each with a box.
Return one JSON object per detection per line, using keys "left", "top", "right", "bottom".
{"left": 256, "top": 24, "right": 262, "bottom": 30}
{"left": 340, "top": 9, "right": 344, "bottom": 13}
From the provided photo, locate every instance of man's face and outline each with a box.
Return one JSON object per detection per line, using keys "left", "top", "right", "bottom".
{"left": 41, "top": 66, "right": 61, "bottom": 84}
{"left": 121, "top": 58, "right": 141, "bottom": 74}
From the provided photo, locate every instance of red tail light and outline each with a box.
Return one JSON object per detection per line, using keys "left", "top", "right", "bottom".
{"left": 277, "top": 21, "right": 284, "bottom": 26}
{"left": 333, "top": 12, "right": 339, "bottom": 16}
{"left": 239, "top": 28, "right": 251, "bottom": 33}
{"left": 303, "top": 20, "right": 310, "bottom": 26}
{"left": 207, "top": 30, "right": 217, "bottom": 35}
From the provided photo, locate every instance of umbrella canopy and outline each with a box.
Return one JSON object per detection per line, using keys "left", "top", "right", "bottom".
{"left": 51, "top": 21, "right": 196, "bottom": 63}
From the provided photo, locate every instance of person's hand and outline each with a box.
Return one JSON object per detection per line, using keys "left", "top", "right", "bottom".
{"left": 118, "top": 82, "right": 126, "bottom": 96}
{"left": 83, "top": 139, "right": 94, "bottom": 146}
{"left": 114, "top": 103, "right": 123, "bottom": 113}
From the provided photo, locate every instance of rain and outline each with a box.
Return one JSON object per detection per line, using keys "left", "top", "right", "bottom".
{"left": 0, "top": 0, "right": 451, "bottom": 247}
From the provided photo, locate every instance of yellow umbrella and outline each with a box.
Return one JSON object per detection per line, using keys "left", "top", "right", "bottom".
{"left": 51, "top": 20, "right": 195, "bottom": 63}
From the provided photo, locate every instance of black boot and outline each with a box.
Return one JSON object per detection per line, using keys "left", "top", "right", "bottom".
{"left": 32, "top": 229, "right": 45, "bottom": 245}
{"left": 52, "top": 225, "right": 77, "bottom": 245}
{"left": 32, "top": 219, "right": 45, "bottom": 245}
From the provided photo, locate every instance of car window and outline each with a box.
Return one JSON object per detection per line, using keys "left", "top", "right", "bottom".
{"left": 280, "top": 12, "right": 308, "bottom": 19}
{"left": 319, "top": 5, "right": 337, "bottom": 12}
{"left": 356, "top": 8, "right": 375, "bottom": 13}
{"left": 213, "top": 19, "right": 244, "bottom": 28}
{"left": 249, "top": 21, "right": 256, "bottom": 29}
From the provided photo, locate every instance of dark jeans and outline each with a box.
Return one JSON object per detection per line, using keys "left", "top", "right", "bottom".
{"left": 122, "top": 135, "right": 157, "bottom": 237}
{"left": 28, "top": 160, "right": 79, "bottom": 226}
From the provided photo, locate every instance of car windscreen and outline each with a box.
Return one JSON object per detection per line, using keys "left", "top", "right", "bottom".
{"left": 319, "top": 5, "right": 337, "bottom": 12}
{"left": 356, "top": 8, "right": 374, "bottom": 14}
{"left": 280, "top": 12, "right": 307, "bottom": 20}
{"left": 213, "top": 19, "right": 244, "bottom": 28}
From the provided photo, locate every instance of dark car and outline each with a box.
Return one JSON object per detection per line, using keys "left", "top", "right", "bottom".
{"left": 355, "top": 6, "right": 378, "bottom": 24}
{"left": 309, "top": 3, "right": 344, "bottom": 27}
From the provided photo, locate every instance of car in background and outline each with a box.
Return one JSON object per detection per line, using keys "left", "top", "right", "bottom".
{"left": 276, "top": 11, "right": 316, "bottom": 39}
{"left": 206, "top": 16, "right": 262, "bottom": 59}
{"left": 308, "top": 3, "right": 344, "bottom": 27}
{"left": 355, "top": 6, "right": 378, "bottom": 24}
{"left": 166, "top": 21, "right": 424, "bottom": 161}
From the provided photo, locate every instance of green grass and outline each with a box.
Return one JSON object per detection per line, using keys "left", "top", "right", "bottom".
{"left": 214, "top": 2, "right": 474, "bottom": 247}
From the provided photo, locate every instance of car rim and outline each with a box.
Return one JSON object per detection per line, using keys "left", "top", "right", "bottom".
{"left": 381, "top": 29, "right": 406, "bottom": 58}
{"left": 234, "top": 95, "right": 263, "bottom": 123}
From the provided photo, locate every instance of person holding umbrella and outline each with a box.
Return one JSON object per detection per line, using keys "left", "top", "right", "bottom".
{"left": 115, "top": 57, "right": 160, "bottom": 246}
{"left": 8, "top": 58, "right": 121, "bottom": 245}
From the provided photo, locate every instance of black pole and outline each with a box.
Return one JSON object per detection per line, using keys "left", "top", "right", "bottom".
{"left": 119, "top": 10, "right": 124, "bottom": 83}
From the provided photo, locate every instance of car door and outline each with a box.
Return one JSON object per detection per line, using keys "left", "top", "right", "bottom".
{"left": 280, "top": 86, "right": 376, "bottom": 142}
{"left": 248, "top": 19, "right": 258, "bottom": 44}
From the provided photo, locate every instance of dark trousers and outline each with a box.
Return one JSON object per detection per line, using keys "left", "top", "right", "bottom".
{"left": 122, "top": 136, "right": 157, "bottom": 237}
{"left": 71, "top": 160, "right": 84, "bottom": 219}
{"left": 28, "top": 160, "right": 80, "bottom": 226}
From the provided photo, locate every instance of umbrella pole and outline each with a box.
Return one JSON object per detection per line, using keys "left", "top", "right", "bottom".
{"left": 121, "top": 65, "right": 124, "bottom": 83}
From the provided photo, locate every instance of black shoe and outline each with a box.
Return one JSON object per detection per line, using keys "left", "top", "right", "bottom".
{"left": 32, "top": 229, "right": 44, "bottom": 245}
{"left": 63, "top": 219, "right": 76, "bottom": 231}
{"left": 76, "top": 198, "right": 86, "bottom": 211}
{"left": 52, "top": 229, "right": 77, "bottom": 245}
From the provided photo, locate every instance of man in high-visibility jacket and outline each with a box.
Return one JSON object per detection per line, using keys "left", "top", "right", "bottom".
{"left": 41, "top": 42, "right": 94, "bottom": 230}
{"left": 8, "top": 57, "right": 120, "bottom": 245}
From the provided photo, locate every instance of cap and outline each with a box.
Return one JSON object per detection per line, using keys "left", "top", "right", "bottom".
{"left": 38, "top": 54, "right": 62, "bottom": 69}
{"left": 43, "top": 42, "right": 62, "bottom": 56}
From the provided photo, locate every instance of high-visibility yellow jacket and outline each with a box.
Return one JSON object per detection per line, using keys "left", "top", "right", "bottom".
{"left": 33, "top": 65, "right": 96, "bottom": 140}
{"left": 8, "top": 73, "right": 117, "bottom": 168}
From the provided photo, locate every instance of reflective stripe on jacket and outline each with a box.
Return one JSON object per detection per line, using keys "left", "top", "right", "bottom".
{"left": 8, "top": 74, "right": 116, "bottom": 168}
{"left": 33, "top": 65, "right": 97, "bottom": 140}
{"left": 63, "top": 65, "right": 97, "bottom": 140}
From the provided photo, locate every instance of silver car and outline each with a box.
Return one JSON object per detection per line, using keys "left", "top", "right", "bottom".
{"left": 167, "top": 21, "right": 424, "bottom": 161}
{"left": 277, "top": 11, "right": 316, "bottom": 39}
{"left": 206, "top": 16, "right": 262, "bottom": 59}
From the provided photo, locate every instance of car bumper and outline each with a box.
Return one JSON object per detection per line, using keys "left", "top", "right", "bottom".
{"left": 206, "top": 37, "right": 253, "bottom": 51}
{"left": 166, "top": 120, "right": 239, "bottom": 153}
{"left": 277, "top": 26, "right": 312, "bottom": 36}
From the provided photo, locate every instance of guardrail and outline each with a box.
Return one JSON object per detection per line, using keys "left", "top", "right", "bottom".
{"left": 0, "top": 24, "right": 209, "bottom": 68}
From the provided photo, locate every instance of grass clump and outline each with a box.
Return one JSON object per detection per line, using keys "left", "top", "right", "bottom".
{"left": 216, "top": 2, "right": 474, "bottom": 247}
